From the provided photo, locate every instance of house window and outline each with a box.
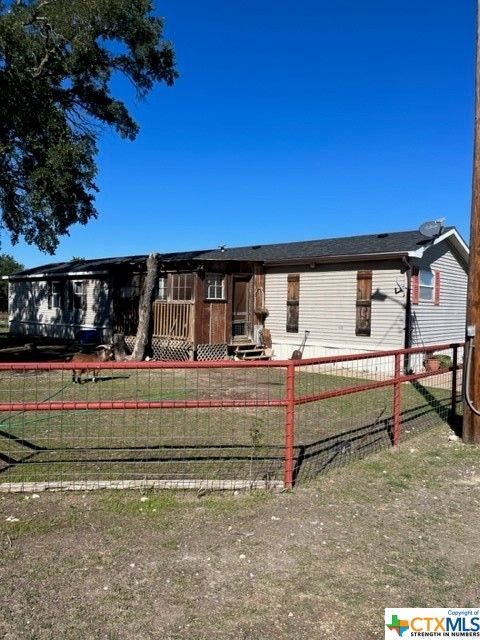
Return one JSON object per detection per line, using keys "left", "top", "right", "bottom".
{"left": 412, "top": 267, "right": 441, "bottom": 305}
{"left": 170, "top": 273, "right": 194, "bottom": 301}
{"left": 68, "top": 281, "right": 87, "bottom": 311}
{"left": 48, "top": 281, "right": 63, "bottom": 309}
{"left": 157, "top": 275, "right": 167, "bottom": 301}
{"left": 286, "top": 274, "right": 300, "bottom": 333}
{"left": 419, "top": 269, "right": 434, "bottom": 302}
{"left": 355, "top": 270, "right": 372, "bottom": 336}
{"left": 205, "top": 273, "right": 225, "bottom": 300}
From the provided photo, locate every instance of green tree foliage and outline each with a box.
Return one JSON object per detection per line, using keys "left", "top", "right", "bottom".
{"left": 0, "top": 0, "right": 177, "bottom": 253}
{"left": 0, "top": 253, "right": 24, "bottom": 311}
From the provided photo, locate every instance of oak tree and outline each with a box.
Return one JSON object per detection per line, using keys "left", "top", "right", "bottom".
{"left": 0, "top": 253, "right": 24, "bottom": 311}
{"left": 0, "top": 0, "right": 177, "bottom": 253}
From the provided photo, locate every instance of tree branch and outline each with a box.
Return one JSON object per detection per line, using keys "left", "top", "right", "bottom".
{"left": 32, "top": 21, "right": 54, "bottom": 77}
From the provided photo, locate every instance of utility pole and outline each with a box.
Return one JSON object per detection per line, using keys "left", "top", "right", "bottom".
{"left": 463, "top": 0, "right": 480, "bottom": 443}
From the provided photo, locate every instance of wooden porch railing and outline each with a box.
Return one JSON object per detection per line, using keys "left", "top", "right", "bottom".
{"left": 152, "top": 301, "right": 194, "bottom": 341}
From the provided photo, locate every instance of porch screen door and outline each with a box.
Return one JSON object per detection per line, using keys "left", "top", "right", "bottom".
{"left": 232, "top": 276, "right": 251, "bottom": 340}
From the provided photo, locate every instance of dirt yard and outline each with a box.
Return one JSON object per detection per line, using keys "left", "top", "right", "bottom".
{"left": 1, "top": 422, "right": 479, "bottom": 640}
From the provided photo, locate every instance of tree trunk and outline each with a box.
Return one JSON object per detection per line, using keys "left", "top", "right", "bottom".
{"left": 112, "top": 333, "right": 129, "bottom": 361}
{"left": 128, "top": 253, "right": 159, "bottom": 361}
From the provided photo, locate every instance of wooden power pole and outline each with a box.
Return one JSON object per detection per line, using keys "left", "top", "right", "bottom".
{"left": 463, "top": 0, "right": 480, "bottom": 443}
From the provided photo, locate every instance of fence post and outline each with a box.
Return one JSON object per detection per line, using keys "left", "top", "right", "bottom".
{"left": 451, "top": 344, "right": 458, "bottom": 421}
{"left": 393, "top": 352, "right": 402, "bottom": 448}
{"left": 284, "top": 361, "right": 296, "bottom": 489}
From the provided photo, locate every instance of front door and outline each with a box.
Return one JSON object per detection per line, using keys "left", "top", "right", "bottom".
{"left": 232, "top": 276, "right": 252, "bottom": 341}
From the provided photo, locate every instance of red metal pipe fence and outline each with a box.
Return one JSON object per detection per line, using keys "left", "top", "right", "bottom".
{"left": 284, "top": 361, "right": 295, "bottom": 488}
{"left": 0, "top": 342, "right": 463, "bottom": 492}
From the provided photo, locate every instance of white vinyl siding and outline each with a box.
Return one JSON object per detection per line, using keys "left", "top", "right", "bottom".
{"left": 411, "top": 243, "right": 467, "bottom": 346}
{"left": 265, "top": 260, "right": 406, "bottom": 359}
{"left": 8, "top": 278, "right": 113, "bottom": 341}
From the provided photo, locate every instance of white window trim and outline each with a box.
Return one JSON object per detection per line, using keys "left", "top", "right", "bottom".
{"left": 70, "top": 280, "right": 87, "bottom": 311}
{"left": 48, "top": 281, "right": 63, "bottom": 309}
{"left": 205, "top": 273, "right": 225, "bottom": 301}
{"left": 419, "top": 269, "right": 435, "bottom": 303}
{"left": 157, "top": 275, "right": 167, "bottom": 301}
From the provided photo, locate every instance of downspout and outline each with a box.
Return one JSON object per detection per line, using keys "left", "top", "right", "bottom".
{"left": 403, "top": 256, "right": 413, "bottom": 373}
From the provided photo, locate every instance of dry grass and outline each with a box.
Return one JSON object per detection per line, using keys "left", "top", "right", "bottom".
{"left": 0, "top": 363, "right": 457, "bottom": 489}
{"left": 0, "top": 422, "right": 479, "bottom": 639}
{"left": 0, "top": 365, "right": 456, "bottom": 487}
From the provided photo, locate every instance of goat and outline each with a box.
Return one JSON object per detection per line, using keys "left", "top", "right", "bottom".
{"left": 70, "top": 344, "right": 114, "bottom": 384}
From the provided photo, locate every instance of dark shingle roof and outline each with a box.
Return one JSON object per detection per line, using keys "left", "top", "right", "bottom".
{"left": 10, "top": 255, "right": 147, "bottom": 278}
{"left": 8, "top": 227, "right": 459, "bottom": 278}
{"left": 193, "top": 229, "right": 446, "bottom": 262}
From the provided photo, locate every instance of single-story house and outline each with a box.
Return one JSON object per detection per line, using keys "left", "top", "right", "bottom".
{"left": 202, "top": 226, "right": 469, "bottom": 361}
{"left": 5, "top": 226, "right": 469, "bottom": 363}
{"left": 5, "top": 251, "right": 265, "bottom": 359}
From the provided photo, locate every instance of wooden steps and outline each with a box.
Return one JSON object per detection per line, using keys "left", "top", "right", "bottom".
{"left": 234, "top": 344, "right": 273, "bottom": 361}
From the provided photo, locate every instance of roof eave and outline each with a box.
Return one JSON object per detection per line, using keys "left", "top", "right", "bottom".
{"left": 5, "top": 270, "right": 111, "bottom": 281}
{"left": 407, "top": 228, "right": 469, "bottom": 263}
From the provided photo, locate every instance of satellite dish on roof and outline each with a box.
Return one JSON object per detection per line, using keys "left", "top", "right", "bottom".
{"left": 419, "top": 218, "right": 446, "bottom": 238}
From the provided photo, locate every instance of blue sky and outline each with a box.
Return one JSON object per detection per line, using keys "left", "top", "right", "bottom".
{"left": 1, "top": 0, "right": 476, "bottom": 267}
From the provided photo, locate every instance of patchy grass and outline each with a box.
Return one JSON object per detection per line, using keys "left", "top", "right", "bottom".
{"left": 100, "top": 491, "right": 182, "bottom": 517}
{"left": 0, "top": 424, "right": 479, "bottom": 640}
{"left": 0, "top": 363, "right": 457, "bottom": 487}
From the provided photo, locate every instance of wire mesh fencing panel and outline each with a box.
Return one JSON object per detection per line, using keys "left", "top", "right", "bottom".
{"left": 399, "top": 344, "right": 463, "bottom": 438}
{"left": 291, "top": 344, "right": 463, "bottom": 482}
{"left": 293, "top": 353, "right": 396, "bottom": 481}
{"left": 0, "top": 343, "right": 464, "bottom": 492}
{"left": 0, "top": 361, "right": 287, "bottom": 491}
